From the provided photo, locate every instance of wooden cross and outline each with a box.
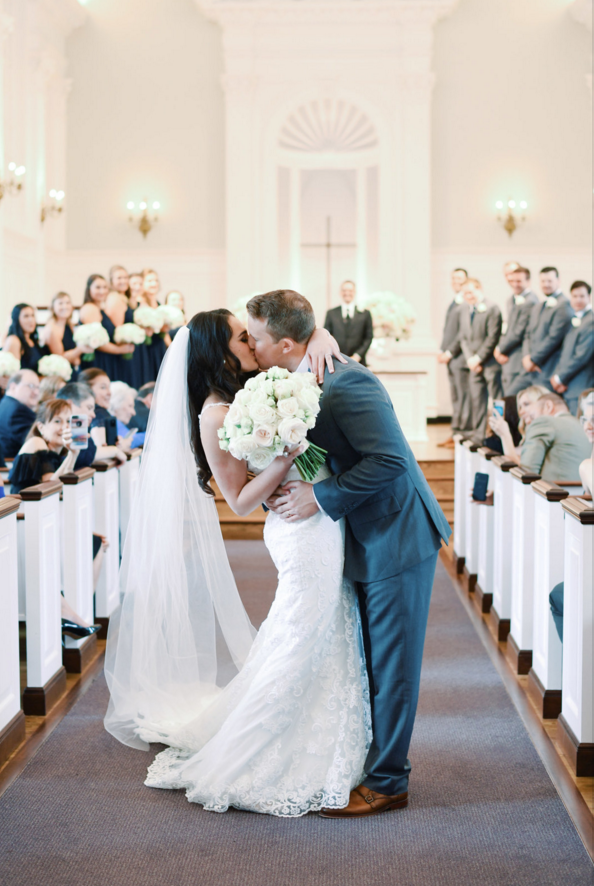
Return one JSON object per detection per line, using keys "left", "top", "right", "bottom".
{"left": 301, "top": 216, "right": 357, "bottom": 308}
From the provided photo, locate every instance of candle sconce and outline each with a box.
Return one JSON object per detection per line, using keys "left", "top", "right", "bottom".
{"left": 496, "top": 198, "right": 527, "bottom": 237}
{"left": 128, "top": 198, "right": 160, "bottom": 238}
{"left": 41, "top": 189, "right": 65, "bottom": 223}
{"left": 0, "top": 162, "right": 26, "bottom": 201}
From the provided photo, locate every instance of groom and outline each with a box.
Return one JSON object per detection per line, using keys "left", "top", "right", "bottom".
{"left": 247, "top": 290, "right": 452, "bottom": 819}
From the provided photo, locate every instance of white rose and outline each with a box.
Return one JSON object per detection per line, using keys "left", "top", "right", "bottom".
{"left": 277, "top": 397, "right": 299, "bottom": 418}
{"left": 248, "top": 448, "right": 277, "bottom": 471}
{"left": 227, "top": 403, "right": 248, "bottom": 424}
{"left": 274, "top": 379, "right": 294, "bottom": 399}
{"left": 253, "top": 424, "right": 275, "bottom": 447}
{"left": 304, "top": 414, "right": 316, "bottom": 430}
{"left": 235, "top": 389, "right": 250, "bottom": 405}
{"left": 278, "top": 417, "right": 308, "bottom": 445}
{"left": 249, "top": 402, "right": 277, "bottom": 424}
{"left": 229, "top": 435, "right": 258, "bottom": 460}
{"left": 297, "top": 387, "right": 320, "bottom": 413}
{"left": 269, "top": 366, "right": 289, "bottom": 380}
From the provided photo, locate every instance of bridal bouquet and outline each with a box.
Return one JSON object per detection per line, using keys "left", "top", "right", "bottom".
{"left": 73, "top": 322, "right": 110, "bottom": 361}
{"left": 156, "top": 304, "right": 185, "bottom": 329}
{"left": 133, "top": 306, "right": 163, "bottom": 342}
{"left": 0, "top": 352, "right": 20, "bottom": 378}
{"left": 360, "top": 291, "right": 416, "bottom": 341}
{"left": 218, "top": 367, "right": 327, "bottom": 481}
{"left": 38, "top": 354, "right": 73, "bottom": 382}
{"left": 114, "top": 322, "right": 146, "bottom": 357}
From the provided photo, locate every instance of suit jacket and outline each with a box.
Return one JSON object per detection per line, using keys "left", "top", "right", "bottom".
{"left": 0, "top": 396, "right": 36, "bottom": 458}
{"left": 523, "top": 293, "right": 572, "bottom": 377}
{"left": 324, "top": 307, "right": 373, "bottom": 365}
{"left": 133, "top": 398, "right": 151, "bottom": 433}
{"left": 552, "top": 310, "right": 594, "bottom": 402}
{"left": 440, "top": 298, "right": 463, "bottom": 352}
{"left": 309, "top": 357, "right": 451, "bottom": 583}
{"left": 520, "top": 412, "right": 591, "bottom": 482}
{"left": 455, "top": 300, "right": 502, "bottom": 366}
{"left": 498, "top": 290, "right": 539, "bottom": 376}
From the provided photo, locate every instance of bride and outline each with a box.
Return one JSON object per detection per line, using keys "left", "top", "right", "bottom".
{"left": 104, "top": 309, "right": 371, "bottom": 817}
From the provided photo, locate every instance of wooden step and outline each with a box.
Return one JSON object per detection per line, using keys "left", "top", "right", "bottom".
{"left": 417, "top": 460, "right": 454, "bottom": 479}
{"left": 427, "top": 478, "right": 454, "bottom": 498}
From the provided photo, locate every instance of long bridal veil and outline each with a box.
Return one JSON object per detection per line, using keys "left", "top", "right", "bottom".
{"left": 104, "top": 326, "right": 256, "bottom": 750}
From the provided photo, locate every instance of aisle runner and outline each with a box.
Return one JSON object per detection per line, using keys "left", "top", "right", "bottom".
{"left": 0, "top": 553, "right": 591, "bottom": 886}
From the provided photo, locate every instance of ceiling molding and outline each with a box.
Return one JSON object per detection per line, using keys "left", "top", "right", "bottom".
{"left": 194, "top": 0, "right": 461, "bottom": 26}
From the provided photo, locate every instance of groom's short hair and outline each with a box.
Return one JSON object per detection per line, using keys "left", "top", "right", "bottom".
{"left": 246, "top": 290, "right": 316, "bottom": 343}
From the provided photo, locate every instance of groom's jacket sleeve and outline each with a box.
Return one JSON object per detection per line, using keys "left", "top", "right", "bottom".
{"left": 312, "top": 371, "right": 409, "bottom": 521}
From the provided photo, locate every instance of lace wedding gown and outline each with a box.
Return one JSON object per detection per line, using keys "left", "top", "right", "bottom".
{"left": 144, "top": 464, "right": 372, "bottom": 816}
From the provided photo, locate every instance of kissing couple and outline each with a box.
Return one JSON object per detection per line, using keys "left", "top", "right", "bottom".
{"left": 104, "top": 289, "right": 451, "bottom": 819}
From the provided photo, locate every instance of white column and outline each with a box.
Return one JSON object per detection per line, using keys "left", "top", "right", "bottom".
{"left": 118, "top": 452, "right": 141, "bottom": 556}
{"left": 475, "top": 449, "right": 496, "bottom": 608}
{"left": 289, "top": 165, "right": 301, "bottom": 293}
{"left": 463, "top": 441, "right": 481, "bottom": 584}
{"left": 453, "top": 436, "right": 467, "bottom": 568}
{"left": 0, "top": 496, "right": 25, "bottom": 759}
{"left": 491, "top": 458, "right": 515, "bottom": 636}
{"left": 94, "top": 464, "right": 120, "bottom": 620}
{"left": 61, "top": 468, "right": 95, "bottom": 627}
{"left": 356, "top": 165, "right": 367, "bottom": 296}
{"left": 508, "top": 467, "right": 541, "bottom": 671}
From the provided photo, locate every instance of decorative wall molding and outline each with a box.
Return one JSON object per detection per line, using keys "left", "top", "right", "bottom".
{"left": 196, "top": 0, "right": 462, "bottom": 27}
{"left": 279, "top": 100, "right": 378, "bottom": 153}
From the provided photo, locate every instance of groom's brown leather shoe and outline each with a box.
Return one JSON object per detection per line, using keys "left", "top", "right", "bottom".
{"left": 319, "top": 785, "right": 408, "bottom": 819}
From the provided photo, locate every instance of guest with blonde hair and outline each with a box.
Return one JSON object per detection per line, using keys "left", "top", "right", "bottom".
{"left": 38, "top": 374, "right": 65, "bottom": 405}
{"left": 138, "top": 268, "right": 169, "bottom": 381}
{"left": 104, "top": 264, "right": 144, "bottom": 388}
{"left": 42, "top": 291, "right": 92, "bottom": 372}
{"left": 488, "top": 384, "right": 549, "bottom": 465}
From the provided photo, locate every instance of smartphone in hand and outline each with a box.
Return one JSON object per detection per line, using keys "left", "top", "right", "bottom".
{"left": 492, "top": 399, "right": 505, "bottom": 418}
{"left": 69, "top": 414, "right": 89, "bottom": 450}
{"left": 472, "top": 472, "right": 489, "bottom": 502}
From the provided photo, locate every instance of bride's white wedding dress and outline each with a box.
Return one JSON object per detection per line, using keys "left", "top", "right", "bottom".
{"left": 144, "top": 464, "right": 372, "bottom": 816}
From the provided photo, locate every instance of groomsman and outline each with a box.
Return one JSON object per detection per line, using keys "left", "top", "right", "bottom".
{"left": 454, "top": 277, "right": 503, "bottom": 442}
{"left": 324, "top": 281, "right": 373, "bottom": 365}
{"left": 494, "top": 266, "right": 539, "bottom": 394}
{"left": 437, "top": 267, "right": 471, "bottom": 447}
{"left": 550, "top": 280, "right": 594, "bottom": 414}
{"left": 507, "top": 267, "right": 572, "bottom": 396}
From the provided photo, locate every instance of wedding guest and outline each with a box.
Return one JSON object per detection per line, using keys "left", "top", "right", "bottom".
{"left": 133, "top": 382, "right": 155, "bottom": 432}
{"left": 104, "top": 264, "right": 144, "bottom": 388}
{"left": 550, "top": 281, "right": 593, "bottom": 414}
{"left": 56, "top": 381, "right": 98, "bottom": 468}
{"left": 78, "top": 367, "right": 127, "bottom": 463}
{"left": 109, "top": 381, "right": 145, "bottom": 448}
{"left": 502, "top": 260, "right": 521, "bottom": 285}
{"left": 38, "top": 375, "right": 65, "bottom": 405}
{"left": 165, "top": 291, "right": 186, "bottom": 340}
{"left": 0, "top": 369, "right": 40, "bottom": 458}
{"left": 519, "top": 391, "right": 590, "bottom": 481}
{"left": 507, "top": 267, "right": 572, "bottom": 395}
{"left": 79, "top": 274, "right": 135, "bottom": 382}
{"left": 42, "top": 291, "right": 91, "bottom": 373}
{"left": 138, "top": 268, "right": 170, "bottom": 382}
{"left": 2, "top": 304, "right": 49, "bottom": 374}
{"left": 488, "top": 384, "right": 550, "bottom": 465}
{"left": 494, "top": 267, "right": 539, "bottom": 394}
{"left": 323, "top": 280, "right": 373, "bottom": 366}
{"left": 454, "top": 277, "right": 503, "bottom": 442}
{"left": 437, "top": 268, "right": 470, "bottom": 447}
{"left": 128, "top": 272, "right": 144, "bottom": 308}
{"left": 482, "top": 395, "right": 522, "bottom": 456}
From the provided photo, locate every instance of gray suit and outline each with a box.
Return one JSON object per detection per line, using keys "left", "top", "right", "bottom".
{"left": 441, "top": 298, "right": 471, "bottom": 433}
{"left": 455, "top": 300, "right": 503, "bottom": 441}
{"left": 552, "top": 309, "right": 594, "bottom": 414}
{"left": 520, "top": 412, "right": 591, "bottom": 482}
{"left": 310, "top": 357, "right": 451, "bottom": 796}
{"left": 498, "top": 290, "right": 539, "bottom": 393}
{"left": 507, "top": 292, "right": 572, "bottom": 395}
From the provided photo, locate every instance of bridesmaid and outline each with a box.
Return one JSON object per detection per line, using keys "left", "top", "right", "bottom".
{"left": 104, "top": 265, "right": 144, "bottom": 388}
{"left": 164, "top": 290, "right": 187, "bottom": 340}
{"left": 42, "top": 291, "right": 92, "bottom": 379}
{"left": 79, "top": 274, "right": 134, "bottom": 380}
{"left": 128, "top": 272, "right": 144, "bottom": 307}
{"left": 138, "top": 268, "right": 170, "bottom": 383}
{"left": 2, "top": 304, "right": 49, "bottom": 373}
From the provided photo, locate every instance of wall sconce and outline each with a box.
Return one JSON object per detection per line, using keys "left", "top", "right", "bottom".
{"left": 496, "top": 198, "right": 527, "bottom": 237}
{"left": 0, "top": 162, "right": 26, "bottom": 201}
{"left": 41, "top": 189, "right": 65, "bottom": 222}
{"left": 127, "top": 198, "right": 160, "bottom": 238}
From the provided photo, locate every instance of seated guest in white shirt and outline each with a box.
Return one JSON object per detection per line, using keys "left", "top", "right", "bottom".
{"left": 550, "top": 281, "right": 593, "bottom": 415}
{"left": 323, "top": 280, "right": 373, "bottom": 365}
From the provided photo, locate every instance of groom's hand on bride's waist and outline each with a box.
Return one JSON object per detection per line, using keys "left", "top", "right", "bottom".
{"left": 274, "top": 481, "right": 320, "bottom": 522}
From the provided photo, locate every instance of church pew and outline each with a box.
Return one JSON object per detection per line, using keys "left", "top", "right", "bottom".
{"left": 461, "top": 439, "right": 481, "bottom": 594}
{"left": 452, "top": 435, "right": 467, "bottom": 574}
{"left": 527, "top": 481, "right": 569, "bottom": 719}
{"left": 93, "top": 460, "right": 121, "bottom": 637}
{"left": 61, "top": 468, "right": 97, "bottom": 674}
{"left": 474, "top": 447, "right": 499, "bottom": 614}
{"left": 490, "top": 456, "right": 517, "bottom": 641}
{"left": 0, "top": 496, "right": 26, "bottom": 765}
{"left": 118, "top": 449, "right": 141, "bottom": 556}
{"left": 506, "top": 465, "right": 541, "bottom": 675}
{"left": 558, "top": 496, "right": 594, "bottom": 777}
{"left": 19, "top": 481, "right": 67, "bottom": 715}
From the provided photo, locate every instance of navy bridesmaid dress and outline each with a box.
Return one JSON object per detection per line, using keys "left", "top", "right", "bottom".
{"left": 124, "top": 305, "right": 144, "bottom": 390}
{"left": 62, "top": 324, "right": 79, "bottom": 381}
{"left": 21, "top": 341, "right": 50, "bottom": 374}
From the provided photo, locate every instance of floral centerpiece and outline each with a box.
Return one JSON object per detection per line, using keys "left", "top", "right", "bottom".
{"left": 232, "top": 293, "right": 261, "bottom": 327}
{"left": 218, "top": 367, "right": 327, "bottom": 481}
{"left": 114, "top": 322, "right": 146, "bottom": 357}
{"left": 359, "top": 291, "right": 416, "bottom": 359}
{"left": 156, "top": 304, "right": 185, "bottom": 330}
{"left": 133, "top": 306, "right": 163, "bottom": 343}
{"left": 37, "top": 354, "right": 72, "bottom": 382}
{"left": 73, "top": 322, "right": 110, "bottom": 361}
{"left": 0, "top": 352, "right": 20, "bottom": 378}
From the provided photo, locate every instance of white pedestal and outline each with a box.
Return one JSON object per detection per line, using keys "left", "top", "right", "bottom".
{"left": 371, "top": 370, "right": 428, "bottom": 442}
{"left": 0, "top": 498, "right": 24, "bottom": 755}
{"left": 491, "top": 458, "right": 515, "bottom": 637}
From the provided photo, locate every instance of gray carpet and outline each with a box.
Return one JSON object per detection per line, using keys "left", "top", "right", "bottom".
{"left": 0, "top": 550, "right": 591, "bottom": 886}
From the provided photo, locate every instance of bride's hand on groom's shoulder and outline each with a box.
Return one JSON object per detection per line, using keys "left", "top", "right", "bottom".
{"left": 274, "top": 481, "right": 319, "bottom": 523}
{"left": 306, "top": 328, "right": 347, "bottom": 383}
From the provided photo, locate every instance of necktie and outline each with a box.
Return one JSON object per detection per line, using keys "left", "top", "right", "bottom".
{"left": 470, "top": 307, "right": 475, "bottom": 324}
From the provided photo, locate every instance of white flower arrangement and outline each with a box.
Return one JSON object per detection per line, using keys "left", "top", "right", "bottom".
{"left": 232, "top": 293, "right": 261, "bottom": 326}
{"left": 359, "top": 291, "right": 416, "bottom": 342}
{"left": 156, "top": 304, "right": 185, "bottom": 329}
{"left": 73, "top": 322, "right": 110, "bottom": 361}
{"left": 133, "top": 306, "right": 163, "bottom": 340}
{"left": 114, "top": 322, "right": 146, "bottom": 358}
{"left": 37, "top": 354, "right": 72, "bottom": 382}
{"left": 218, "top": 366, "right": 327, "bottom": 481}
{"left": 0, "top": 351, "right": 20, "bottom": 378}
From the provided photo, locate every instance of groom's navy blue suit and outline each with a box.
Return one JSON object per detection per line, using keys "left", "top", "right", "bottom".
{"left": 309, "top": 357, "right": 451, "bottom": 795}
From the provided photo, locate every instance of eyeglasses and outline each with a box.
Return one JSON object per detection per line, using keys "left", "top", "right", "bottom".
{"left": 24, "top": 383, "right": 40, "bottom": 392}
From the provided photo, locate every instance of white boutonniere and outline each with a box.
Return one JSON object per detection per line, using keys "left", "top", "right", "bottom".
{"left": 545, "top": 296, "right": 558, "bottom": 308}
{"left": 455, "top": 294, "right": 464, "bottom": 305}
{"left": 571, "top": 316, "right": 582, "bottom": 328}
{"left": 476, "top": 303, "right": 487, "bottom": 313}
{"left": 515, "top": 295, "right": 525, "bottom": 305}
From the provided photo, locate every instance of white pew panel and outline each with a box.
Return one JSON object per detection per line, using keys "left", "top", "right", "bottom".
{"left": 490, "top": 456, "right": 516, "bottom": 640}
{"left": 462, "top": 440, "right": 481, "bottom": 593}
{"left": 474, "top": 447, "right": 499, "bottom": 614}
{"left": 0, "top": 497, "right": 26, "bottom": 764}
{"left": 118, "top": 450, "right": 141, "bottom": 556}
{"left": 93, "top": 461, "right": 121, "bottom": 631}
{"left": 453, "top": 436, "right": 467, "bottom": 573}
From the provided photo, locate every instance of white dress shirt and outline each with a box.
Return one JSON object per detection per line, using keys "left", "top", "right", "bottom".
{"left": 295, "top": 355, "right": 325, "bottom": 513}
{"left": 341, "top": 303, "right": 356, "bottom": 320}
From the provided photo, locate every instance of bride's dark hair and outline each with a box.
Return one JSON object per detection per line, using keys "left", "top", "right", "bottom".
{"left": 187, "top": 309, "right": 244, "bottom": 495}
